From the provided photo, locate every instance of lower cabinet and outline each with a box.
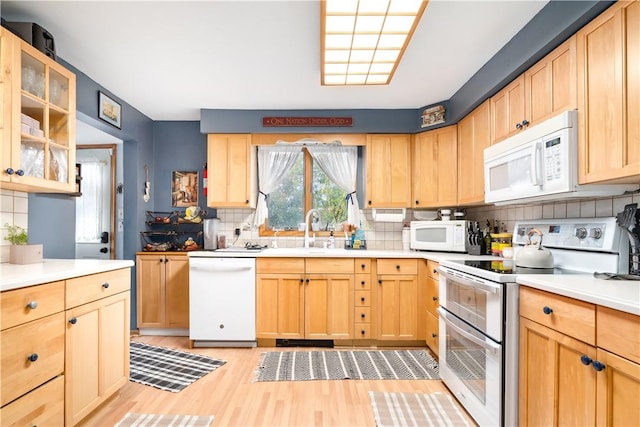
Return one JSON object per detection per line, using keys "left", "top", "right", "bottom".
{"left": 136, "top": 252, "right": 189, "bottom": 331}
{"left": 256, "top": 258, "right": 354, "bottom": 340}
{"left": 0, "top": 375, "right": 65, "bottom": 427}
{"left": 65, "top": 269, "right": 130, "bottom": 426}
{"left": 519, "top": 286, "right": 640, "bottom": 426}
{"left": 425, "top": 260, "right": 440, "bottom": 357}
{"left": 376, "top": 259, "right": 424, "bottom": 341}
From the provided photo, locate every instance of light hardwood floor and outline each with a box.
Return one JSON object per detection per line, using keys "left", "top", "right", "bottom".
{"left": 80, "top": 336, "right": 477, "bottom": 427}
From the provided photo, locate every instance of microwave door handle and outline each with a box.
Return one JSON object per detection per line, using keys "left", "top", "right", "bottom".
{"left": 438, "top": 267, "right": 501, "bottom": 294}
{"left": 437, "top": 308, "right": 500, "bottom": 353}
{"left": 530, "top": 142, "right": 543, "bottom": 186}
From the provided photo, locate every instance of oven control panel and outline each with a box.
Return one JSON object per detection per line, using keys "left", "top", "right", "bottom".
{"left": 512, "top": 217, "right": 622, "bottom": 251}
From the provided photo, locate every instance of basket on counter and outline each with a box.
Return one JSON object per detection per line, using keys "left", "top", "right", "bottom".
{"left": 140, "top": 231, "right": 177, "bottom": 252}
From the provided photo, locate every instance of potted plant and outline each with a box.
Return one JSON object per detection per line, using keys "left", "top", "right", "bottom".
{"left": 3, "top": 223, "right": 43, "bottom": 264}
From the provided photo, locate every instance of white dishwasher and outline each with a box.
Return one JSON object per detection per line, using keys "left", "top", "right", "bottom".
{"left": 189, "top": 256, "right": 256, "bottom": 347}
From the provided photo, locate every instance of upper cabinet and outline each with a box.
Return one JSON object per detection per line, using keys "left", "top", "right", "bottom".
{"left": 412, "top": 125, "right": 458, "bottom": 208}
{"left": 0, "top": 27, "right": 76, "bottom": 193}
{"left": 491, "top": 36, "right": 577, "bottom": 144}
{"left": 457, "top": 100, "right": 491, "bottom": 206}
{"left": 365, "top": 134, "right": 411, "bottom": 208}
{"left": 576, "top": 1, "right": 640, "bottom": 184}
{"left": 207, "top": 134, "right": 257, "bottom": 208}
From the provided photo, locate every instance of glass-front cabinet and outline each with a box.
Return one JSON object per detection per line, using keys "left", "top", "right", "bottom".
{"left": 1, "top": 27, "right": 76, "bottom": 193}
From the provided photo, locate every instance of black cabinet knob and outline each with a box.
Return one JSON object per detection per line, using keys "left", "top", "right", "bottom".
{"left": 27, "top": 353, "right": 39, "bottom": 362}
{"left": 368, "top": 200, "right": 372, "bottom": 205}
{"left": 396, "top": 265, "right": 400, "bottom": 270}
{"left": 580, "top": 355, "right": 592, "bottom": 366}
{"left": 431, "top": 333, "right": 437, "bottom": 338}
{"left": 361, "top": 280, "right": 365, "bottom": 286}
{"left": 415, "top": 200, "right": 419, "bottom": 205}
{"left": 69, "top": 317, "right": 77, "bottom": 325}
{"left": 361, "top": 297, "right": 365, "bottom": 302}
{"left": 361, "top": 263, "right": 366, "bottom": 270}
{"left": 542, "top": 306, "right": 553, "bottom": 315}
{"left": 5, "top": 168, "right": 14, "bottom": 175}
{"left": 432, "top": 296, "right": 438, "bottom": 301}
{"left": 361, "top": 313, "right": 365, "bottom": 319}
{"left": 592, "top": 361, "right": 605, "bottom": 372}
{"left": 102, "top": 282, "right": 110, "bottom": 289}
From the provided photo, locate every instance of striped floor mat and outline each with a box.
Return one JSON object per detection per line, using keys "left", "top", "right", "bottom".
{"left": 254, "top": 349, "right": 439, "bottom": 382}
{"left": 115, "top": 412, "right": 214, "bottom": 427}
{"left": 129, "top": 341, "right": 226, "bottom": 392}
{"left": 369, "top": 392, "right": 473, "bottom": 427}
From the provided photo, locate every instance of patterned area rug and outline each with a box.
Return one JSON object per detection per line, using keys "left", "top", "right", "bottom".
{"left": 129, "top": 341, "right": 226, "bottom": 392}
{"left": 254, "top": 349, "right": 439, "bottom": 382}
{"left": 115, "top": 412, "right": 214, "bottom": 427}
{"left": 369, "top": 392, "right": 473, "bottom": 427}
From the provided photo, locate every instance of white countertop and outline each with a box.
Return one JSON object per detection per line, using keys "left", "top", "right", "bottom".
{"left": 0, "top": 259, "right": 134, "bottom": 292}
{"left": 517, "top": 275, "right": 640, "bottom": 315}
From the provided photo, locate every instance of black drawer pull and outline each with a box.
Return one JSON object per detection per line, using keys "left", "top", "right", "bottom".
{"left": 69, "top": 317, "right": 77, "bottom": 325}
{"left": 27, "top": 353, "right": 39, "bottom": 362}
{"left": 102, "top": 282, "right": 110, "bottom": 289}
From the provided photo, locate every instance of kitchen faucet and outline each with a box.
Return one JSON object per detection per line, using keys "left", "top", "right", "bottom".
{"left": 303, "top": 208, "right": 319, "bottom": 249}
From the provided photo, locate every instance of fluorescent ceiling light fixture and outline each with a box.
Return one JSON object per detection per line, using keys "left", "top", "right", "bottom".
{"left": 321, "top": 0, "right": 427, "bottom": 86}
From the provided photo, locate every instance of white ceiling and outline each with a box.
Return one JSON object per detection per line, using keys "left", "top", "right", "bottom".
{"left": 1, "top": 1, "right": 549, "bottom": 121}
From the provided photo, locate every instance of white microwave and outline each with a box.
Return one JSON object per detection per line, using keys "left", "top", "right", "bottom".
{"left": 484, "top": 110, "right": 637, "bottom": 205}
{"left": 410, "top": 220, "right": 467, "bottom": 253}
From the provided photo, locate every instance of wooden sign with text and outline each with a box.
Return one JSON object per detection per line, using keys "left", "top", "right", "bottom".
{"left": 262, "top": 116, "right": 353, "bottom": 127}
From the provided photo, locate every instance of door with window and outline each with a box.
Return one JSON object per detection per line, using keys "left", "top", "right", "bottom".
{"left": 75, "top": 147, "right": 114, "bottom": 259}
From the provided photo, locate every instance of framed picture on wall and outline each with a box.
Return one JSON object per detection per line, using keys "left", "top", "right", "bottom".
{"left": 171, "top": 170, "right": 199, "bottom": 207}
{"left": 98, "top": 91, "right": 122, "bottom": 128}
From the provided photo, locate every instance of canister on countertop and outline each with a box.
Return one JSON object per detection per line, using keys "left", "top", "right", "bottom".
{"left": 491, "top": 233, "right": 512, "bottom": 256}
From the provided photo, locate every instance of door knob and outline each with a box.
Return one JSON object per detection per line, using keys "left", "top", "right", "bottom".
{"left": 100, "top": 247, "right": 108, "bottom": 253}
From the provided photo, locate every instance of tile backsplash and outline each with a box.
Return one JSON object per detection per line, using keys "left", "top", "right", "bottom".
{"left": 1, "top": 189, "right": 29, "bottom": 263}
{"left": 215, "top": 193, "right": 640, "bottom": 250}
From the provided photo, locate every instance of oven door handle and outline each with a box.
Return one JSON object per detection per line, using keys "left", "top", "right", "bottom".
{"left": 437, "top": 307, "right": 501, "bottom": 353}
{"left": 438, "top": 267, "right": 500, "bottom": 294}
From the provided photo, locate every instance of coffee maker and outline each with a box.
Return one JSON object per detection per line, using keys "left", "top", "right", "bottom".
{"left": 616, "top": 203, "right": 640, "bottom": 276}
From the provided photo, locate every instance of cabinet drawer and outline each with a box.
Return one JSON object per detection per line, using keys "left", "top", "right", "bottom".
{"left": 1, "top": 312, "right": 65, "bottom": 406}
{"left": 305, "top": 258, "right": 354, "bottom": 274}
{"left": 0, "top": 375, "right": 64, "bottom": 427}
{"left": 426, "top": 260, "right": 440, "bottom": 279}
{"left": 355, "top": 306, "right": 372, "bottom": 323}
{"left": 520, "top": 286, "right": 595, "bottom": 345}
{"left": 66, "top": 268, "right": 130, "bottom": 308}
{"left": 354, "top": 323, "right": 371, "bottom": 339}
{"left": 377, "top": 259, "right": 418, "bottom": 275}
{"left": 597, "top": 306, "right": 640, "bottom": 364}
{"left": 426, "top": 311, "right": 439, "bottom": 358}
{"left": 354, "top": 274, "right": 371, "bottom": 290}
{"left": 355, "top": 290, "right": 371, "bottom": 307}
{"left": 355, "top": 259, "right": 372, "bottom": 274}
{"left": 1, "top": 281, "right": 65, "bottom": 330}
{"left": 256, "top": 258, "right": 304, "bottom": 274}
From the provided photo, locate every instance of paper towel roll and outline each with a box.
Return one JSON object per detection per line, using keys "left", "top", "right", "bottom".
{"left": 371, "top": 208, "right": 406, "bottom": 223}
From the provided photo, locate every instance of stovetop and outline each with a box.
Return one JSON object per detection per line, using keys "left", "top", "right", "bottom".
{"left": 447, "top": 259, "right": 583, "bottom": 275}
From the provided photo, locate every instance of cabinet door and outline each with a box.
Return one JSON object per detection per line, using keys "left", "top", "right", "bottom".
{"left": 164, "top": 254, "right": 189, "bottom": 328}
{"left": 519, "top": 316, "right": 597, "bottom": 427}
{"left": 491, "top": 74, "right": 525, "bottom": 143}
{"left": 365, "top": 134, "right": 411, "bottom": 208}
{"left": 425, "top": 311, "right": 439, "bottom": 358}
{"left": 413, "top": 126, "right": 458, "bottom": 208}
{"left": 376, "top": 275, "right": 419, "bottom": 340}
{"left": 0, "top": 28, "right": 76, "bottom": 193}
{"left": 457, "top": 100, "right": 491, "bottom": 205}
{"left": 65, "top": 292, "right": 129, "bottom": 426}
{"left": 136, "top": 255, "right": 165, "bottom": 328}
{"left": 207, "top": 134, "right": 256, "bottom": 207}
{"left": 577, "top": 1, "right": 640, "bottom": 184}
{"left": 65, "top": 299, "right": 101, "bottom": 426}
{"left": 305, "top": 274, "right": 353, "bottom": 340}
{"left": 524, "top": 36, "right": 576, "bottom": 126}
{"left": 256, "top": 274, "right": 304, "bottom": 339}
{"left": 596, "top": 348, "right": 640, "bottom": 426}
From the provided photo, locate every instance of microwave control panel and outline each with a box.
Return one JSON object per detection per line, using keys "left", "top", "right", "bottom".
{"left": 544, "top": 137, "right": 563, "bottom": 181}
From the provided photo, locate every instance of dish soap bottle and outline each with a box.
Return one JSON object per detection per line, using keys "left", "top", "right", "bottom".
{"left": 328, "top": 231, "right": 335, "bottom": 249}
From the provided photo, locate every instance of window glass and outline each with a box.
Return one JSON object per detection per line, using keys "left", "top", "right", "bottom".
{"left": 312, "top": 161, "right": 347, "bottom": 231}
{"left": 266, "top": 154, "right": 304, "bottom": 230}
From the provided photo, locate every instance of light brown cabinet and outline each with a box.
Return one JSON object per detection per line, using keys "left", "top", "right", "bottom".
{"left": 424, "top": 260, "right": 439, "bottom": 357}
{"left": 457, "top": 100, "right": 491, "bottom": 205}
{"left": 365, "top": 134, "right": 412, "bottom": 208}
{"left": 207, "top": 134, "right": 256, "bottom": 208}
{"left": 136, "top": 252, "right": 189, "bottom": 331}
{"left": 376, "top": 259, "right": 424, "bottom": 341}
{"left": 519, "top": 286, "right": 640, "bottom": 427}
{"left": 0, "top": 27, "right": 76, "bottom": 193}
{"left": 576, "top": 1, "right": 640, "bottom": 184}
{"left": 354, "top": 259, "right": 373, "bottom": 340}
{"left": 412, "top": 125, "right": 458, "bottom": 208}
{"left": 64, "top": 268, "right": 130, "bottom": 426}
{"left": 256, "top": 258, "right": 354, "bottom": 340}
{"left": 491, "top": 36, "right": 577, "bottom": 144}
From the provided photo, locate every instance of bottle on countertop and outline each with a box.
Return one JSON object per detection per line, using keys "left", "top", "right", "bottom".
{"left": 328, "top": 231, "right": 335, "bottom": 249}
{"left": 484, "top": 220, "right": 492, "bottom": 255}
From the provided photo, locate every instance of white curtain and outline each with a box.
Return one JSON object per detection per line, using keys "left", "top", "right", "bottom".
{"left": 253, "top": 145, "right": 303, "bottom": 227}
{"left": 307, "top": 145, "right": 360, "bottom": 227}
{"left": 75, "top": 159, "right": 105, "bottom": 241}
